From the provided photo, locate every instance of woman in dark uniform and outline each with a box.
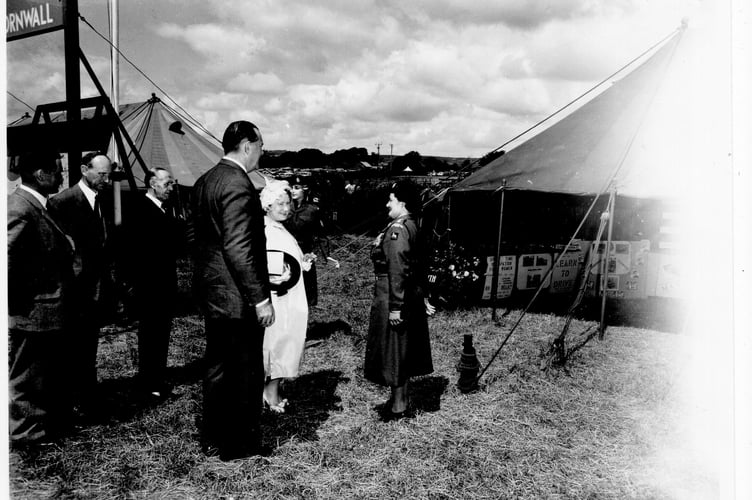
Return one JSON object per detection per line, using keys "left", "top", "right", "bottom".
{"left": 284, "top": 178, "right": 322, "bottom": 307}
{"left": 364, "top": 180, "right": 435, "bottom": 421}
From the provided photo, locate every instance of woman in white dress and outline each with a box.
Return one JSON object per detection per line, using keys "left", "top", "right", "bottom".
{"left": 259, "top": 180, "right": 311, "bottom": 413}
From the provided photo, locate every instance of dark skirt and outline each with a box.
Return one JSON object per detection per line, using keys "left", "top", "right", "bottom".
{"left": 364, "top": 275, "right": 433, "bottom": 387}
{"left": 303, "top": 262, "right": 318, "bottom": 307}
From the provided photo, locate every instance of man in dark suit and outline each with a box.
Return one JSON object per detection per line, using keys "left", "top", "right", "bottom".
{"left": 48, "top": 152, "right": 114, "bottom": 417}
{"left": 8, "top": 151, "right": 74, "bottom": 448}
{"left": 191, "top": 121, "right": 275, "bottom": 461}
{"left": 123, "top": 167, "right": 180, "bottom": 401}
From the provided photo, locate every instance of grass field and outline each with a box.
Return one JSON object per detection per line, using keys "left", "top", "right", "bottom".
{"left": 8, "top": 236, "right": 722, "bottom": 499}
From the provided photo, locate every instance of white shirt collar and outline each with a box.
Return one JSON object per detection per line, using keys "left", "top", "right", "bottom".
{"left": 78, "top": 178, "right": 97, "bottom": 210}
{"left": 222, "top": 156, "right": 247, "bottom": 172}
{"left": 145, "top": 191, "right": 165, "bottom": 212}
{"left": 18, "top": 184, "right": 48, "bottom": 208}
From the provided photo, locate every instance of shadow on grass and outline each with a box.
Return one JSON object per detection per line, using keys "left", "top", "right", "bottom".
{"left": 94, "top": 358, "right": 205, "bottom": 423}
{"left": 306, "top": 319, "right": 353, "bottom": 341}
{"left": 261, "top": 369, "right": 345, "bottom": 446}
{"left": 410, "top": 375, "right": 449, "bottom": 413}
{"left": 477, "top": 295, "right": 686, "bottom": 333}
{"left": 372, "top": 375, "right": 450, "bottom": 419}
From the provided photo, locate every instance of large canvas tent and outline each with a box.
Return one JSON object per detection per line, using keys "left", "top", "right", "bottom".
{"left": 116, "top": 95, "right": 267, "bottom": 189}
{"left": 445, "top": 21, "right": 725, "bottom": 300}
{"left": 7, "top": 94, "right": 267, "bottom": 190}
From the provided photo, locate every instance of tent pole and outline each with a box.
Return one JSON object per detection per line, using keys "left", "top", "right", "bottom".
{"left": 63, "top": 0, "right": 81, "bottom": 187}
{"left": 598, "top": 190, "right": 616, "bottom": 339}
{"left": 446, "top": 192, "right": 452, "bottom": 238}
{"left": 111, "top": 127, "right": 139, "bottom": 192}
{"left": 79, "top": 49, "right": 151, "bottom": 179}
{"left": 108, "top": 0, "right": 121, "bottom": 225}
{"left": 491, "top": 179, "right": 507, "bottom": 321}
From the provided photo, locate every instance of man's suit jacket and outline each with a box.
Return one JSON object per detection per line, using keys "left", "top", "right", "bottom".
{"left": 123, "top": 194, "right": 180, "bottom": 308}
{"left": 7, "top": 187, "right": 74, "bottom": 332}
{"left": 190, "top": 159, "right": 270, "bottom": 319}
{"left": 48, "top": 183, "right": 115, "bottom": 316}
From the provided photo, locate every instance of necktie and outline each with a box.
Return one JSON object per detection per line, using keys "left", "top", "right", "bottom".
{"left": 94, "top": 195, "right": 107, "bottom": 240}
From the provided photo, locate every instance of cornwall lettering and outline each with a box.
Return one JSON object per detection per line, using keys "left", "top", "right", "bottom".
{"left": 6, "top": 1, "right": 63, "bottom": 41}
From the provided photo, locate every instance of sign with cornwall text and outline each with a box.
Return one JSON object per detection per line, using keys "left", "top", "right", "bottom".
{"left": 7, "top": 0, "right": 63, "bottom": 42}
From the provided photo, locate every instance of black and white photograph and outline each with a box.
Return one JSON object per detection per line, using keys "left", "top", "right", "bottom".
{"left": 4, "top": 0, "right": 749, "bottom": 498}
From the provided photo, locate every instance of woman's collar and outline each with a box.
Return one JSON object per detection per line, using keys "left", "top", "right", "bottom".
{"left": 264, "top": 215, "right": 285, "bottom": 227}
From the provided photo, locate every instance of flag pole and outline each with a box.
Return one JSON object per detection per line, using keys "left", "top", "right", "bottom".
{"left": 598, "top": 190, "right": 616, "bottom": 339}
{"left": 109, "top": 0, "right": 123, "bottom": 225}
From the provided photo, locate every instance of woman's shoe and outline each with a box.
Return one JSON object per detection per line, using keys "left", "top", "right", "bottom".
{"left": 263, "top": 396, "right": 288, "bottom": 414}
{"left": 379, "top": 406, "right": 414, "bottom": 422}
{"left": 379, "top": 401, "right": 414, "bottom": 422}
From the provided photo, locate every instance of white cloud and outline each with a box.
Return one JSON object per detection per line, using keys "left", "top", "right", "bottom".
{"left": 227, "top": 72, "right": 284, "bottom": 93}
{"left": 6, "top": 0, "right": 720, "bottom": 157}
{"left": 263, "top": 97, "right": 285, "bottom": 114}
{"left": 195, "top": 92, "right": 249, "bottom": 111}
{"left": 156, "top": 23, "right": 266, "bottom": 61}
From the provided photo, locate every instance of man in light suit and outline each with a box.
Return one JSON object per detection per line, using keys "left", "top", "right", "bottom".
{"left": 191, "top": 121, "right": 275, "bottom": 461}
{"left": 123, "top": 167, "right": 180, "bottom": 401}
{"left": 48, "top": 152, "right": 115, "bottom": 418}
{"left": 8, "top": 151, "right": 74, "bottom": 448}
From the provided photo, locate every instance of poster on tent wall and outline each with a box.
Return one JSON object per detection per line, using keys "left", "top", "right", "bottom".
{"left": 516, "top": 253, "right": 553, "bottom": 291}
{"left": 549, "top": 241, "right": 587, "bottom": 294}
{"left": 481, "top": 255, "right": 516, "bottom": 300}
{"left": 643, "top": 208, "right": 684, "bottom": 298}
{"left": 645, "top": 253, "right": 683, "bottom": 298}
{"left": 586, "top": 240, "right": 650, "bottom": 299}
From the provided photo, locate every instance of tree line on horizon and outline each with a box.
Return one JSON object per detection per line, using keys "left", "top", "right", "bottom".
{"left": 261, "top": 147, "right": 479, "bottom": 175}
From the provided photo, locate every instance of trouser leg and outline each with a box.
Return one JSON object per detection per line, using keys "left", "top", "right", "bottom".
{"left": 9, "top": 329, "right": 67, "bottom": 444}
{"left": 138, "top": 312, "right": 172, "bottom": 393}
{"left": 202, "top": 317, "right": 264, "bottom": 457}
{"left": 65, "top": 315, "right": 100, "bottom": 414}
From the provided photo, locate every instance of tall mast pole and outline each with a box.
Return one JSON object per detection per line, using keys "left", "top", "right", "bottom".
{"left": 64, "top": 0, "right": 81, "bottom": 186}
{"left": 109, "top": 0, "right": 122, "bottom": 225}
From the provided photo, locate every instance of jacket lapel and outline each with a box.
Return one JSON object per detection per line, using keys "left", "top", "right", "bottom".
{"left": 14, "top": 188, "right": 70, "bottom": 243}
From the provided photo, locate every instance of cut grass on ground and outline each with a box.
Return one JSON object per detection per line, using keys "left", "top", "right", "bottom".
{"left": 9, "top": 236, "right": 718, "bottom": 499}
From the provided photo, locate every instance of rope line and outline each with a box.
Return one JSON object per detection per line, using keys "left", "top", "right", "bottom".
{"left": 8, "top": 113, "right": 32, "bottom": 126}
{"left": 419, "top": 26, "right": 683, "bottom": 208}
{"left": 7, "top": 91, "right": 36, "bottom": 112}
{"left": 474, "top": 188, "right": 608, "bottom": 382}
{"left": 78, "top": 14, "right": 221, "bottom": 143}
{"left": 475, "top": 29, "right": 683, "bottom": 382}
{"left": 74, "top": 12, "right": 681, "bottom": 294}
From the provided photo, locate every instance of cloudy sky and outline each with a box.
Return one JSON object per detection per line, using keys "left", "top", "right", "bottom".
{"left": 5, "top": 0, "right": 719, "bottom": 157}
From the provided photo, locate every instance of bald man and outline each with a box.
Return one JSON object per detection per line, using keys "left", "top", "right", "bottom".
{"left": 48, "top": 152, "right": 116, "bottom": 420}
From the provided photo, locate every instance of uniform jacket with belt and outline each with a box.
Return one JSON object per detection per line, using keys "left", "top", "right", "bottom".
{"left": 8, "top": 187, "right": 74, "bottom": 332}
{"left": 190, "top": 159, "right": 270, "bottom": 319}
{"left": 372, "top": 214, "right": 427, "bottom": 313}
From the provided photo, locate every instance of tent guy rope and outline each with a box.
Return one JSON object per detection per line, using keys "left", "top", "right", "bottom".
{"left": 78, "top": 13, "right": 221, "bottom": 143}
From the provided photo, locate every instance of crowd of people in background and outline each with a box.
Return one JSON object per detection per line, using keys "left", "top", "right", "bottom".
{"left": 7, "top": 120, "right": 435, "bottom": 462}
